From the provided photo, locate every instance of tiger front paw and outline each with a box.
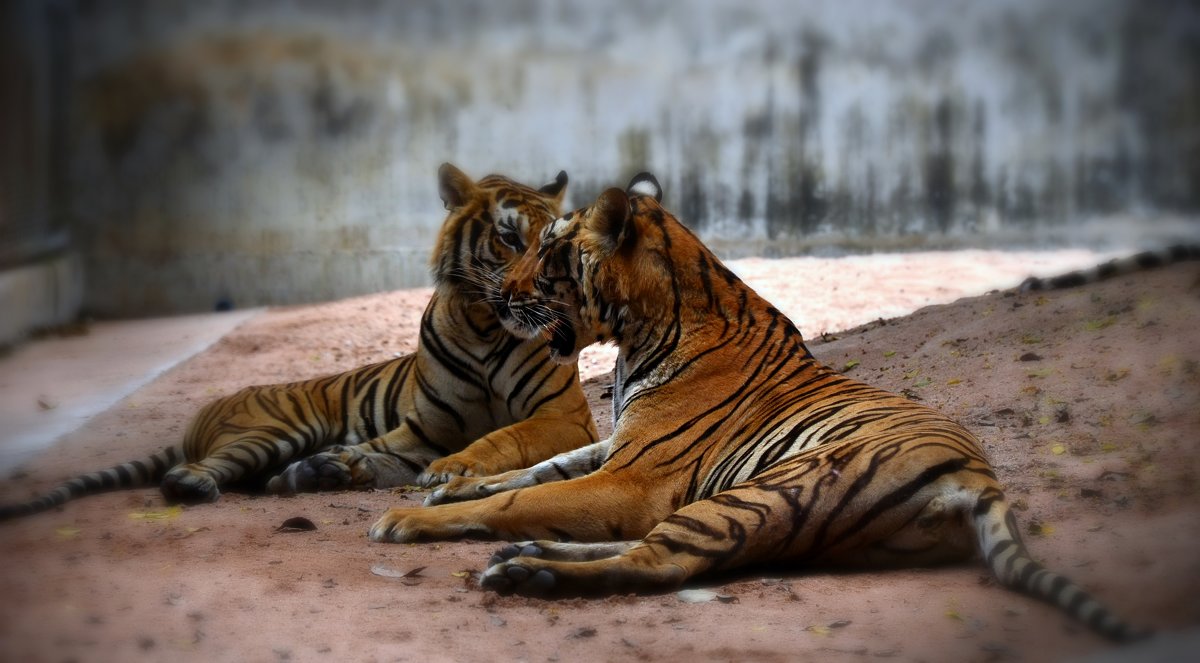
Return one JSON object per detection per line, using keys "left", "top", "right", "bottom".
{"left": 423, "top": 475, "right": 500, "bottom": 505}
{"left": 367, "top": 506, "right": 487, "bottom": 543}
{"left": 417, "top": 453, "right": 489, "bottom": 488}
{"left": 266, "top": 446, "right": 361, "bottom": 495}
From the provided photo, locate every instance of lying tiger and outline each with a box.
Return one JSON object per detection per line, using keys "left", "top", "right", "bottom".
{"left": 368, "top": 173, "right": 1145, "bottom": 642}
{"left": 0, "top": 165, "right": 597, "bottom": 520}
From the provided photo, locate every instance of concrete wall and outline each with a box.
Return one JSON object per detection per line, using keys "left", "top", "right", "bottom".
{"left": 59, "top": 0, "right": 1200, "bottom": 317}
{"left": 0, "top": 0, "right": 80, "bottom": 345}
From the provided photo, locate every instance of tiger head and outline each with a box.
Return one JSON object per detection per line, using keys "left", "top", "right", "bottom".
{"left": 499, "top": 172, "right": 671, "bottom": 363}
{"left": 432, "top": 163, "right": 569, "bottom": 309}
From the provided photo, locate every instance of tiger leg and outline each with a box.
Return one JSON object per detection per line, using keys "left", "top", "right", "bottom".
{"left": 479, "top": 437, "right": 981, "bottom": 597}
{"left": 161, "top": 432, "right": 315, "bottom": 504}
{"left": 266, "top": 424, "right": 440, "bottom": 495}
{"left": 492, "top": 540, "right": 638, "bottom": 564}
{"left": 418, "top": 407, "right": 599, "bottom": 487}
{"left": 424, "top": 439, "right": 610, "bottom": 505}
{"left": 478, "top": 499, "right": 740, "bottom": 596}
{"left": 369, "top": 469, "right": 669, "bottom": 543}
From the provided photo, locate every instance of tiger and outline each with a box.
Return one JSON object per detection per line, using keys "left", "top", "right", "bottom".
{"left": 0, "top": 164, "right": 598, "bottom": 521}
{"left": 1019, "top": 244, "right": 1200, "bottom": 292}
{"left": 367, "top": 172, "right": 1146, "bottom": 642}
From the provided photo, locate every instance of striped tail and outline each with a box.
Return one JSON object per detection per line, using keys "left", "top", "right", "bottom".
{"left": 971, "top": 488, "right": 1150, "bottom": 642}
{"left": 0, "top": 446, "right": 184, "bottom": 522}
{"left": 1020, "top": 244, "right": 1200, "bottom": 292}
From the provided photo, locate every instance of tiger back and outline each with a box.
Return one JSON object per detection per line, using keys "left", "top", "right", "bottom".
{"left": 0, "top": 164, "right": 598, "bottom": 520}
{"left": 367, "top": 173, "right": 1145, "bottom": 642}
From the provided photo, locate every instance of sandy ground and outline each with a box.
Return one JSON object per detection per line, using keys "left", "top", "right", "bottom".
{"left": 1, "top": 250, "right": 1198, "bottom": 662}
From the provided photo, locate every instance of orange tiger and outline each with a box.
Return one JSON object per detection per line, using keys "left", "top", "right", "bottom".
{"left": 368, "top": 173, "right": 1145, "bottom": 642}
{"left": 0, "top": 165, "right": 597, "bottom": 520}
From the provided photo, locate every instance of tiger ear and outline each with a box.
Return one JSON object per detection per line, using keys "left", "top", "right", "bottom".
{"left": 538, "top": 170, "right": 569, "bottom": 205}
{"left": 627, "top": 171, "right": 662, "bottom": 202}
{"left": 438, "top": 163, "right": 476, "bottom": 211}
{"left": 587, "top": 187, "right": 633, "bottom": 254}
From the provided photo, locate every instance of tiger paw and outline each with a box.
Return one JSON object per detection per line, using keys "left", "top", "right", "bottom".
{"left": 417, "top": 454, "right": 488, "bottom": 488}
{"left": 423, "top": 475, "right": 500, "bottom": 505}
{"left": 480, "top": 546, "right": 557, "bottom": 596}
{"left": 488, "top": 542, "right": 544, "bottom": 566}
{"left": 266, "top": 446, "right": 359, "bottom": 494}
{"left": 160, "top": 466, "right": 221, "bottom": 504}
{"left": 367, "top": 506, "right": 486, "bottom": 543}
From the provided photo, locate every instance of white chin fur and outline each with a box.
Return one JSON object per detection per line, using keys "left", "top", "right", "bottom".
{"left": 500, "top": 316, "right": 541, "bottom": 340}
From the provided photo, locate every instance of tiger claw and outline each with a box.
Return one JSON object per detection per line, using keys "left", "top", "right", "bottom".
{"left": 367, "top": 507, "right": 424, "bottom": 543}
{"left": 423, "top": 476, "right": 498, "bottom": 505}
{"left": 418, "top": 455, "right": 484, "bottom": 488}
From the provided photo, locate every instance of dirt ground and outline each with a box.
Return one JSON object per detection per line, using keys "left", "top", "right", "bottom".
{"left": 1, "top": 252, "right": 1198, "bottom": 663}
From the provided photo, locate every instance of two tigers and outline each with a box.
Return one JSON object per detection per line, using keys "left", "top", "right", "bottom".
{"left": 0, "top": 165, "right": 596, "bottom": 519}
{"left": 367, "top": 173, "right": 1147, "bottom": 642}
{"left": 2, "top": 165, "right": 1149, "bottom": 642}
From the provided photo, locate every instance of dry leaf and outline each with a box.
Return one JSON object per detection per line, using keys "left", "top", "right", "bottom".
{"left": 676, "top": 588, "right": 738, "bottom": 604}
{"left": 1084, "top": 317, "right": 1116, "bottom": 331}
{"left": 128, "top": 505, "right": 183, "bottom": 521}
{"left": 677, "top": 589, "right": 718, "bottom": 603}
{"left": 370, "top": 565, "right": 426, "bottom": 579}
{"left": 276, "top": 516, "right": 317, "bottom": 532}
{"left": 1027, "top": 521, "right": 1055, "bottom": 537}
{"left": 569, "top": 627, "right": 597, "bottom": 639}
{"left": 1130, "top": 412, "right": 1159, "bottom": 428}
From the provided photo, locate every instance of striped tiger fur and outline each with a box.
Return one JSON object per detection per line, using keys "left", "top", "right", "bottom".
{"left": 368, "top": 173, "right": 1146, "bottom": 642}
{"left": 1019, "top": 244, "right": 1200, "bottom": 292}
{"left": 0, "top": 164, "right": 597, "bottom": 521}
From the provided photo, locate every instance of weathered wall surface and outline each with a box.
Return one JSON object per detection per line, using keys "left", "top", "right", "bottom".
{"left": 1, "top": 0, "right": 80, "bottom": 345}
{"left": 61, "top": 0, "right": 1200, "bottom": 316}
